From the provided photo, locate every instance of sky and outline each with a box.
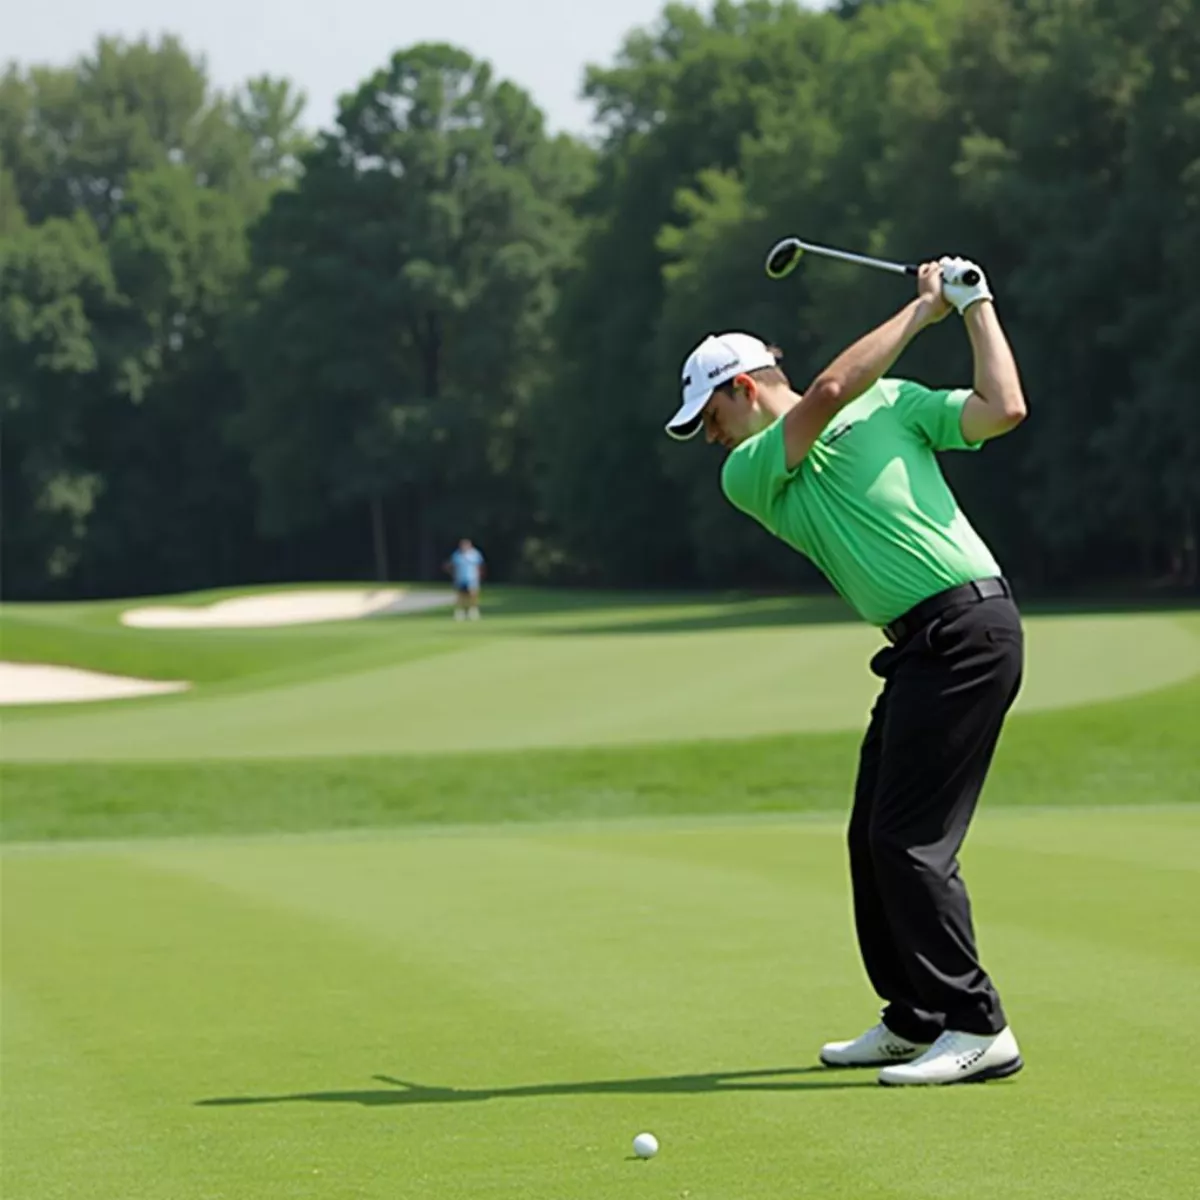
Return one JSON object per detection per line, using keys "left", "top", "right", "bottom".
{"left": 4, "top": 0, "right": 709, "bottom": 136}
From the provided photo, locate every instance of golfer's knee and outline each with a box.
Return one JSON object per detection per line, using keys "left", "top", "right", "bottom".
{"left": 866, "top": 821, "right": 916, "bottom": 865}
{"left": 870, "top": 826, "right": 957, "bottom": 886}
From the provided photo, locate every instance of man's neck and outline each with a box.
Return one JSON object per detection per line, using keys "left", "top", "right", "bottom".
{"left": 754, "top": 388, "right": 802, "bottom": 430}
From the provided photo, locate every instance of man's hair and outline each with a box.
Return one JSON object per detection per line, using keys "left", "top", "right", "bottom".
{"left": 713, "top": 344, "right": 789, "bottom": 395}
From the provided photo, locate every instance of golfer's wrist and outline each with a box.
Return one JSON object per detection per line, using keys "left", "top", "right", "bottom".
{"left": 962, "top": 297, "right": 995, "bottom": 324}
{"left": 911, "top": 297, "right": 942, "bottom": 332}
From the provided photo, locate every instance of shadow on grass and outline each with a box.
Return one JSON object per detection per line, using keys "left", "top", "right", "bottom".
{"left": 196, "top": 1065, "right": 878, "bottom": 1109}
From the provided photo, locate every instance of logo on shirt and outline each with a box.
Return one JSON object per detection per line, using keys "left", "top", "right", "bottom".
{"left": 822, "top": 421, "right": 855, "bottom": 446}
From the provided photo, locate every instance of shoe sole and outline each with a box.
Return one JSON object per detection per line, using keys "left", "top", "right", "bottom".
{"left": 878, "top": 1055, "right": 1024, "bottom": 1087}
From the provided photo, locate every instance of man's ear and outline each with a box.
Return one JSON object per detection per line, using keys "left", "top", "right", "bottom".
{"left": 731, "top": 373, "right": 757, "bottom": 402}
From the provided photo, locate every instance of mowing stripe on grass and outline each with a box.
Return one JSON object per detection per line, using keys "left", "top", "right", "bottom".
{"left": 3, "top": 810, "right": 1198, "bottom": 1199}
{"left": 3, "top": 613, "right": 1197, "bottom": 761}
{"left": 3, "top": 671, "right": 1196, "bottom": 843}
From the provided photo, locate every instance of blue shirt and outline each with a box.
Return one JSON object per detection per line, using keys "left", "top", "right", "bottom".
{"left": 450, "top": 548, "right": 484, "bottom": 588}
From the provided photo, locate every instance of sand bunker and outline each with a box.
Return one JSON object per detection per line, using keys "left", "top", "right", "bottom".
{"left": 121, "top": 589, "right": 453, "bottom": 629}
{"left": 0, "top": 662, "right": 190, "bottom": 706}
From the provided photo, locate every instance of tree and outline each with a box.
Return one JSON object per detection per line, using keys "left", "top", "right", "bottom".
{"left": 533, "top": 0, "right": 841, "bottom": 583}
{"left": 5, "top": 9, "right": 1197, "bottom": 598}
{"left": 587, "top": 0, "right": 1200, "bottom": 591}
{"left": 230, "top": 76, "right": 310, "bottom": 188}
{"left": 0, "top": 36, "right": 297, "bottom": 598}
{"left": 0, "top": 213, "right": 119, "bottom": 588}
{"left": 231, "top": 44, "right": 590, "bottom": 580}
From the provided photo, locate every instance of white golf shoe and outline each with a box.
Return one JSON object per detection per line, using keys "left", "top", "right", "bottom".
{"left": 878, "top": 1026, "right": 1023, "bottom": 1086}
{"left": 820, "top": 1022, "right": 931, "bottom": 1068}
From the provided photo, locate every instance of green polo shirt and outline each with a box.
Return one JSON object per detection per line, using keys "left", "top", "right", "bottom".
{"left": 721, "top": 378, "right": 1001, "bottom": 626}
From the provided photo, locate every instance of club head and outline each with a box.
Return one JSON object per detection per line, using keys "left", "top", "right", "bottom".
{"left": 765, "top": 238, "right": 804, "bottom": 280}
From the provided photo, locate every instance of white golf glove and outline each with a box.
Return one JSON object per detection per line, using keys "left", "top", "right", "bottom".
{"left": 939, "top": 255, "right": 993, "bottom": 314}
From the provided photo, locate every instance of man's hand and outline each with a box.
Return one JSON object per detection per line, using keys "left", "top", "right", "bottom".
{"left": 916, "top": 261, "right": 954, "bottom": 327}
{"left": 939, "top": 256, "right": 994, "bottom": 314}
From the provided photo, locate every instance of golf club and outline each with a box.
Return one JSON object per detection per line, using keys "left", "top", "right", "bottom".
{"left": 765, "top": 236, "right": 979, "bottom": 286}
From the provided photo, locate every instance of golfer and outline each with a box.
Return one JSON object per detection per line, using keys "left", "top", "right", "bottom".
{"left": 666, "top": 258, "right": 1026, "bottom": 1086}
{"left": 444, "top": 538, "right": 485, "bottom": 621}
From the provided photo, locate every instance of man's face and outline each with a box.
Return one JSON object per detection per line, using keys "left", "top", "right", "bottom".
{"left": 700, "top": 377, "right": 758, "bottom": 449}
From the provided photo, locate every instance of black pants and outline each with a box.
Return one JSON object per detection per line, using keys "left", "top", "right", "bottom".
{"left": 849, "top": 593, "right": 1023, "bottom": 1041}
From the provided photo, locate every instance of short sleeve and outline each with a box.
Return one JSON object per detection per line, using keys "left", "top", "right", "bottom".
{"left": 892, "top": 379, "right": 981, "bottom": 452}
{"left": 721, "top": 418, "right": 799, "bottom": 521}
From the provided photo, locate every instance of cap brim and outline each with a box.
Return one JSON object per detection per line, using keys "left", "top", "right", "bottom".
{"left": 665, "top": 389, "right": 712, "bottom": 441}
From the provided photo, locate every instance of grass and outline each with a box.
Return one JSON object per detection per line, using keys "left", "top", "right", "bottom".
{"left": 0, "top": 583, "right": 466, "bottom": 686}
{"left": 2, "top": 585, "right": 1199, "bottom": 1198}
{"left": 4, "top": 810, "right": 1199, "bottom": 1200}
{"left": 2, "top": 587, "right": 1198, "bottom": 761}
{"left": 1, "top": 587, "right": 1197, "bottom": 840}
{"left": 2, "top": 670, "right": 1197, "bottom": 842}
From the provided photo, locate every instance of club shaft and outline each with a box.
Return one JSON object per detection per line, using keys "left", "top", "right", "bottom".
{"left": 796, "top": 240, "right": 914, "bottom": 276}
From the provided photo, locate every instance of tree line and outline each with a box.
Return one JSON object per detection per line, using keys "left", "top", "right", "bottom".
{"left": 3, "top": 0, "right": 1198, "bottom": 601}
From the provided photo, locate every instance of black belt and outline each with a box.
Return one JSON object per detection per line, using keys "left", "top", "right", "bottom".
{"left": 883, "top": 577, "right": 1012, "bottom": 645}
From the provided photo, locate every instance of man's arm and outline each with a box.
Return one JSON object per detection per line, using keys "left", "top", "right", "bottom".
{"left": 959, "top": 302, "right": 1027, "bottom": 443}
{"left": 783, "top": 262, "right": 949, "bottom": 469}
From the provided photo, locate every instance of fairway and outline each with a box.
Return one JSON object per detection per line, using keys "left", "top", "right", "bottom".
{"left": 4, "top": 810, "right": 1199, "bottom": 1200}
{"left": 2, "top": 589, "right": 1199, "bottom": 760}
{"left": 2, "top": 588, "right": 1199, "bottom": 1199}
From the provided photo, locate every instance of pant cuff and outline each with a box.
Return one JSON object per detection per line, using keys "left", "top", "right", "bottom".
{"left": 881, "top": 1007, "right": 943, "bottom": 1044}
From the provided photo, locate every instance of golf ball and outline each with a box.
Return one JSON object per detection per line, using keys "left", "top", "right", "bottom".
{"left": 632, "top": 1132, "right": 659, "bottom": 1159}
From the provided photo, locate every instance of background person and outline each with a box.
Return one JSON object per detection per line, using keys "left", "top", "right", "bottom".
{"left": 444, "top": 538, "right": 485, "bottom": 621}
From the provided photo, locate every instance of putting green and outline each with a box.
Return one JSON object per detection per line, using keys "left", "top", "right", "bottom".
{"left": 1, "top": 604, "right": 1197, "bottom": 761}
{"left": 4, "top": 808, "right": 1198, "bottom": 1200}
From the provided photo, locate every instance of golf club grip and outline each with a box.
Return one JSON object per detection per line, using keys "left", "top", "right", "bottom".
{"left": 911, "top": 265, "right": 982, "bottom": 287}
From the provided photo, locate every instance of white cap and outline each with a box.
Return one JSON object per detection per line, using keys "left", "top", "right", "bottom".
{"left": 666, "top": 333, "right": 778, "bottom": 440}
